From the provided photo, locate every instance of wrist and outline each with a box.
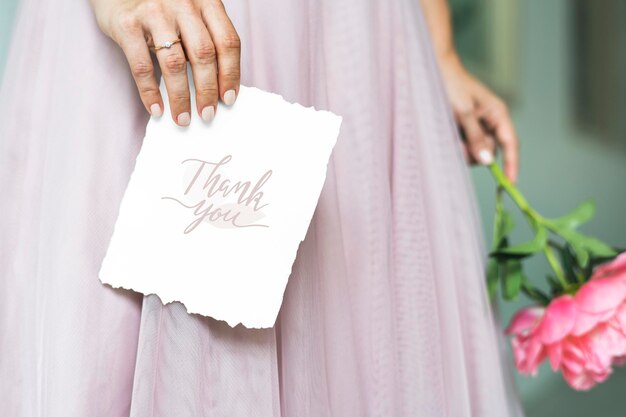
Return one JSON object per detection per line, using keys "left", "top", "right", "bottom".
{"left": 434, "top": 47, "right": 462, "bottom": 72}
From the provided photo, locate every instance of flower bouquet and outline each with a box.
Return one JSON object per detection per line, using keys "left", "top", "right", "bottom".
{"left": 486, "top": 162, "right": 626, "bottom": 391}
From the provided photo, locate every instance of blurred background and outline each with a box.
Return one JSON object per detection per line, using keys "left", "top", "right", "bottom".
{"left": 1, "top": 0, "right": 625, "bottom": 415}
{"left": 450, "top": 0, "right": 626, "bottom": 416}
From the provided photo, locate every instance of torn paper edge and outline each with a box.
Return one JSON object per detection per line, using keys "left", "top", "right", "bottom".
{"left": 99, "top": 85, "right": 343, "bottom": 329}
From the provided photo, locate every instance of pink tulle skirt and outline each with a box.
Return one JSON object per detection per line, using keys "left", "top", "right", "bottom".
{"left": 0, "top": 0, "right": 525, "bottom": 415}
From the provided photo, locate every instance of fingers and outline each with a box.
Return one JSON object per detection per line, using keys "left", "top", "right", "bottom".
{"left": 457, "top": 110, "right": 496, "bottom": 166}
{"left": 113, "top": 16, "right": 163, "bottom": 118}
{"left": 478, "top": 99, "right": 520, "bottom": 183}
{"left": 178, "top": 13, "right": 219, "bottom": 122}
{"left": 109, "top": 1, "right": 241, "bottom": 125}
{"left": 148, "top": 19, "right": 191, "bottom": 126}
{"left": 201, "top": 0, "right": 241, "bottom": 105}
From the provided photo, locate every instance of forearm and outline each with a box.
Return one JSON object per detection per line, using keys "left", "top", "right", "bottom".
{"left": 420, "top": 0, "right": 520, "bottom": 182}
{"left": 419, "top": 0, "right": 458, "bottom": 63}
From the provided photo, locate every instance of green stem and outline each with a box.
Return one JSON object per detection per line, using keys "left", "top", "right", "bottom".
{"left": 488, "top": 163, "right": 570, "bottom": 291}
{"left": 549, "top": 240, "right": 585, "bottom": 284}
{"left": 491, "top": 187, "right": 504, "bottom": 249}
{"left": 488, "top": 163, "right": 537, "bottom": 217}
{"left": 544, "top": 245, "right": 569, "bottom": 290}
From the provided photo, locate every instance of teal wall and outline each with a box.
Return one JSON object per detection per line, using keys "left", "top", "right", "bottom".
{"left": 1, "top": 0, "right": 625, "bottom": 415}
{"left": 0, "top": 0, "right": 18, "bottom": 79}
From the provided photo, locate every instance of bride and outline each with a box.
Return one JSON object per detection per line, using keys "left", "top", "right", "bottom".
{"left": 0, "top": 0, "right": 524, "bottom": 416}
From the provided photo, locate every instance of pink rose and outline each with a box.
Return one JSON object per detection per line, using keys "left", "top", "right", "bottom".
{"left": 506, "top": 306, "right": 546, "bottom": 375}
{"left": 506, "top": 253, "right": 626, "bottom": 390}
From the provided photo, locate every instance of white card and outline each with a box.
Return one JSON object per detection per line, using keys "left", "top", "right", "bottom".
{"left": 99, "top": 79, "right": 342, "bottom": 329}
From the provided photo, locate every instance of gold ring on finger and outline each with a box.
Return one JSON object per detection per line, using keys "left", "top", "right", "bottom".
{"left": 154, "top": 38, "right": 181, "bottom": 51}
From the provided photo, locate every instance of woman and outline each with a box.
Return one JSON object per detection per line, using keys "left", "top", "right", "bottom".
{"left": 0, "top": 0, "right": 524, "bottom": 416}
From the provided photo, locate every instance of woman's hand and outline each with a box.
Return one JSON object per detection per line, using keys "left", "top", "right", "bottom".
{"left": 438, "top": 52, "right": 520, "bottom": 183}
{"left": 90, "top": 0, "right": 240, "bottom": 126}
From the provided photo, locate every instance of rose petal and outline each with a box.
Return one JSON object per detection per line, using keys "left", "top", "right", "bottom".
{"left": 562, "top": 366, "right": 597, "bottom": 391}
{"left": 571, "top": 310, "right": 604, "bottom": 336}
{"left": 580, "top": 330, "right": 614, "bottom": 371}
{"left": 539, "top": 295, "right": 577, "bottom": 344}
{"left": 614, "top": 355, "right": 626, "bottom": 367}
{"left": 561, "top": 353, "right": 584, "bottom": 374}
{"left": 564, "top": 340, "right": 585, "bottom": 361}
{"left": 615, "top": 303, "right": 626, "bottom": 334}
{"left": 512, "top": 335, "right": 546, "bottom": 375}
{"left": 599, "top": 323, "right": 626, "bottom": 357}
{"left": 562, "top": 363, "right": 611, "bottom": 391}
{"left": 575, "top": 275, "right": 626, "bottom": 315}
{"left": 591, "top": 368, "right": 612, "bottom": 384}
{"left": 506, "top": 306, "right": 544, "bottom": 336}
{"left": 547, "top": 342, "right": 563, "bottom": 371}
{"left": 592, "top": 252, "right": 626, "bottom": 281}
{"left": 526, "top": 341, "right": 547, "bottom": 376}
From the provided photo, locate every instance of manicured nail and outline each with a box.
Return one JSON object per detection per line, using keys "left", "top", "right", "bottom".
{"left": 150, "top": 103, "right": 162, "bottom": 118}
{"left": 223, "top": 89, "right": 236, "bottom": 106}
{"left": 478, "top": 149, "right": 494, "bottom": 165}
{"left": 201, "top": 106, "right": 215, "bottom": 122}
{"left": 177, "top": 112, "right": 190, "bottom": 126}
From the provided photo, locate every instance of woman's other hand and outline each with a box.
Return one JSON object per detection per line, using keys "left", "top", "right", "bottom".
{"left": 90, "top": 0, "right": 241, "bottom": 126}
{"left": 438, "top": 52, "right": 520, "bottom": 184}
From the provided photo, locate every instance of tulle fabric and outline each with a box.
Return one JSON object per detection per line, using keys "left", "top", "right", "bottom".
{"left": 0, "top": 0, "right": 525, "bottom": 416}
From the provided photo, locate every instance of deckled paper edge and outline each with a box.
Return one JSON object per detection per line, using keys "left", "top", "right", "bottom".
{"left": 99, "top": 86, "right": 343, "bottom": 329}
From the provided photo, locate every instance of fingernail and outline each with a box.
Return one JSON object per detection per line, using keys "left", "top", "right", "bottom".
{"left": 223, "top": 89, "right": 237, "bottom": 106}
{"left": 201, "top": 106, "right": 215, "bottom": 122}
{"left": 177, "top": 112, "right": 190, "bottom": 126}
{"left": 478, "top": 149, "right": 494, "bottom": 165}
{"left": 150, "top": 103, "right": 162, "bottom": 118}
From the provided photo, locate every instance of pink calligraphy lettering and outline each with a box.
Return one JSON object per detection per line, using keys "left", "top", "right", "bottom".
{"left": 162, "top": 156, "right": 272, "bottom": 234}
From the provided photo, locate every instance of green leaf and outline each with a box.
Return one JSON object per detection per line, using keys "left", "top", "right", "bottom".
{"left": 556, "top": 228, "right": 617, "bottom": 268}
{"left": 487, "top": 258, "right": 499, "bottom": 301}
{"left": 502, "top": 259, "right": 524, "bottom": 300}
{"left": 549, "top": 199, "right": 596, "bottom": 230}
{"left": 521, "top": 281, "right": 551, "bottom": 306}
{"left": 546, "top": 275, "right": 562, "bottom": 296}
{"left": 554, "top": 228, "right": 588, "bottom": 267}
{"left": 495, "top": 223, "right": 548, "bottom": 257}
{"left": 581, "top": 236, "right": 618, "bottom": 258}
{"left": 491, "top": 202, "right": 515, "bottom": 251}
{"left": 496, "top": 210, "right": 515, "bottom": 246}
{"left": 571, "top": 240, "right": 590, "bottom": 268}
{"left": 588, "top": 255, "right": 618, "bottom": 275}
{"left": 555, "top": 243, "right": 581, "bottom": 284}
